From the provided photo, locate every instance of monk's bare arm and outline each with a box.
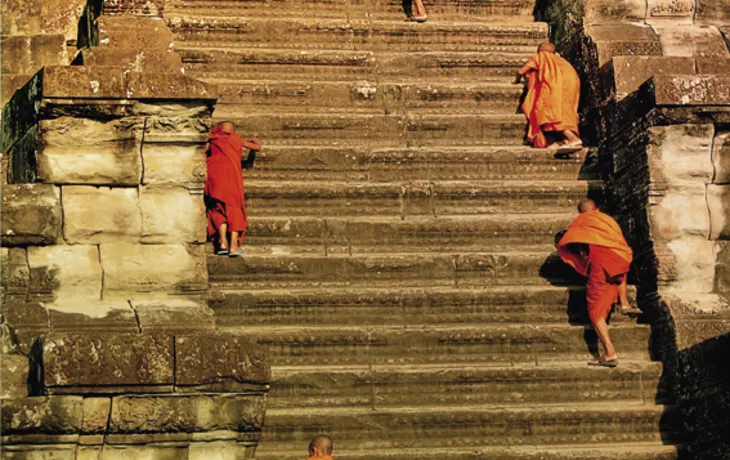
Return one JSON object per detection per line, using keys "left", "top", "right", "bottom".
{"left": 514, "top": 61, "right": 537, "bottom": 84}
{"left": 242, "top": 137, "right": 262, "bottom": 151}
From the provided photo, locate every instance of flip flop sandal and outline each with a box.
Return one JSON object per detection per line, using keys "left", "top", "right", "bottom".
{"left": 617, "top": 304, "right": 643, "bottom": 316}
{"left": 413, "top": 15, "right": 428, "bottom": 22}
{"left": 588, "top": 357, "right": 619, "bottom": 368}
{"left": 216, "top": 249, "right": 229, "bottom": 256}
{"left": 228, "top": 250, "right": 245, "bottom": 258}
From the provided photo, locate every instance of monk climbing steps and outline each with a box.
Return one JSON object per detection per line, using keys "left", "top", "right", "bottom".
{"left": 515, "top": 42, "right": 582, "bottom": 151}
{"left": 557, "top": 199, "right": 642, "bottom": 368}
{"left": 204, "top": 121, "right": 262, "bottom": 257}
{"left": 307, "top": 435, "right": 334, "bottom": 460}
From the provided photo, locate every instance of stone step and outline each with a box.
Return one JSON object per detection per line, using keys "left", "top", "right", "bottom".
{"left": 241, "top": 179, "right": 602, "bottom": 217}
{"left": 236, "top": 214, "right": 574, "bottom": 255}
{"left": 208, "top": 251, "right": 586, "bottom": 289}
{"left": 254, "top": 403, "right": 672, "bottom": 450}
{"left": 248, "top": 146, "right": 596, "bottom": 182}
{"left": 209, "top": 286, "right": 637, "bottom": 328}
{"left": 216, "top": 112, "right": 527, "bottom": 146}
{"left": 255, "top": 443, "right": 678, "bottom": 460}
{"left": 218, "top": 323, "right": 653, "bottom": 366}
{"left": 166, "top": 0, "right": 537, "bottom": 21}
{"left": 209, "top": 79, "right": 524, "bottom": 114}
{"left": 179, "top": 48, "right": 531, "bottom": 80}
{"left": 168, "top": 17, "right": 547, "bottom": 53}
{"left": 266, "top": 361, "right": 664, "bottom": 409}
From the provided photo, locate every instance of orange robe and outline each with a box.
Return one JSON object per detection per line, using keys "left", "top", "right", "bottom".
{"left": 521, "top": 51, "right": 581, "bottom": 148}
{"left": 557, "top": 210, "right": 633, "bottom": 323}
{"left": 204, "top": 126, "right": 248, "bottom": 243}
{"left": 307, "top": 457, "right": 333, "bottom": 460}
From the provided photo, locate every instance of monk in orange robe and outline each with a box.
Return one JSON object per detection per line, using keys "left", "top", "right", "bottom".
{"left": 558, "top": 199, "right": 642, "bottom": 367}
{"left": 307, "top": 435, "right": 334, "bottom": 460}
{"left": 516, "top": 42, "right": 582, "bottom": 150}
{"left": 204, "top": 121, "right": 261, "bottom": 257}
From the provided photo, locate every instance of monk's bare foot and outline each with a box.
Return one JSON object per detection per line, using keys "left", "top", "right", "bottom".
{"left": 229, "top": 245, "right": 244, "bottom": 257}
{"left": 589, "top": 354, "right": 619, "bottom": 368}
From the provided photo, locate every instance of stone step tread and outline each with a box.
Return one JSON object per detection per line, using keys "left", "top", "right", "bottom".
{"left": 222, "top": 111, "right": 528, "bottom": 119}
{"left": 255, "top": 443, "right": 678, "bottom": 460}
{"left": 244, "top": 178, "right": 599, "bottom": 188}
{"left": 203, "top": 76, "right": 518, "bottom": 85}
{"left": 168, "top": 16, "right": 547, "bottom": 30}
{"left": 224, "top": 322, "right": 650, "bottom": 333}
{"left": 178, "top": 47, "right": 534, "bottom": 59}
{"left": 265, "top": 401, "right": 666, "bottom": 416}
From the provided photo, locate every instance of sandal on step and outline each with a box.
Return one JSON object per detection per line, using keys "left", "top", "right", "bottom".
{"left": 228, "top": 249, "right": 245, "bottom": 258}
{"left": 216, "top": 248, "right": 229, "bottom": 256}
{"left": 412, "top": 15, "right": 428, "bottom": 22}
{"left": 617, "top": 304, "right": 643, "bottom": 317}
{"left": 588, "top": 356, "right": 619, "bottom": 368}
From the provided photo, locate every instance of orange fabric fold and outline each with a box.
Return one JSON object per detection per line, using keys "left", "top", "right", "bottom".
{"left": 558, "top": 210, "right": 633, "bottom": 323}
{"left": 521, "top": 51, "right": 581, "bottom": 148}
{"left": 307, "top": 457, "right": 333, "bottom": 460}
{"left": 557, "top": 210, "right": 632, "bottom": 277}
{"left": 204, "top": 126, "right": 247, "bottom": 243}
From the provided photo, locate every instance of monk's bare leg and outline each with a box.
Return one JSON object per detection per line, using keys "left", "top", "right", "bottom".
{"left": 413, "top": 0, "right": 427, "bottom": 18}
{"left": 230, "top": 231, "right": 241, "bottom": 254}
{"left": 592, "top": 317, "right": 618, "bottom": 360}
{"left": 218, "top": 223, "right": 229, "bottom": 251}
{"left": 562, "top": 129, "right": 582, "bottom": 146}
{"left": 618, "top": 279, "right": 630, "bottom": 307}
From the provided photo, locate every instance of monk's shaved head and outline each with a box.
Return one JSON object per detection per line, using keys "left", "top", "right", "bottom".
{"left": 309, "top": 435, "right": 333, "bottom": 456}
{"left": 578, "top": 199, "right": 598, "bottom": 213}
{"left": 539, "top": 42, "right": 556, "bottom": 53}
{"left": 218, "top": 121, "right": 236, "bottom": 133}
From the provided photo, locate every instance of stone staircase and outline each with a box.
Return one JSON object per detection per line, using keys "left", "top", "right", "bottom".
{"left": 165, "top": 0, "right": 678, "bottom": 457}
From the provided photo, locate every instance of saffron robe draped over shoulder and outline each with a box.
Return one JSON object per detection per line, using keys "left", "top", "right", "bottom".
{"left": 557, "top": 210, "right": 633, "bottom": 323}
{"left": 204, "top": 126, "right": 247, "bottom": 243}
{"left": 521, "top": 50, "right": 581, "bottom": 148}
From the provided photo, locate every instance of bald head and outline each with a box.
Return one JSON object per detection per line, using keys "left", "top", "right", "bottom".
{"left": 218, "top": 121, "right": 236, "bottom": 133}
{"left": 578, "top": 199, "right": 598, "bottom": 213}
{"left": 539, "top": 42, "right": 556, "bottom": 53}
{"left": 309, "top": 435, "right": 333, "bottom": 456}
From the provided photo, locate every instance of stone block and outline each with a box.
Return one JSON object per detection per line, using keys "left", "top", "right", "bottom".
{"left": 108, "top": 394, "right": 266, "bottom": 433}
{"left": 709, "top": 185, "right": 730, "bottom": 240}
{"left": 1, "top": 302, "right": 49, "bottom": 353}
{"left": 79, "top": 48, "right": 183, "bottom": 73}
{"left": 611, "top": 56, "right": 696, "bottom": 99}
{"left": 695, "top": 0, "right": 730, "bottom": 24}
{"left": 37, "top": 117, "right": 144, "bottom": 186}
{"left": 696, "top": 58, "right": 730, "bottom": 75}
{"left": 1, "top": 184, "right": 61, "bottom": 246}
{"left": 62, "top": 186, "right": 142, "bottom": 244}
{"left": 130, "top": 299, "right": 215, "bottom": 333}
{"left": 654, "top": 25, "right": 730, "bottom": 58}
{"left": 141, "top": 143, "right": 206, "bottom": 186}
{"left": 1, "top": 0, "right": 86, "bottom": 40}
{"left": 42, "top": 66, "right": 126, "bottom": 99}
{"left": 100, "top": 243, "right": 207, "bottom": 298}
{"left": 713, "top": 130, "right": 730, "bottom": 185}
{"left": 588, "top": 24, "right": 662, "bottom": 66}
{"left": 652, "top": 75, "right": 730, "bottom": 106}
{"left": 0, "top": 445, "right": 77, "bottom": 460}
{"left": 126, "top": 73, "right": 216, "bottom": 101}
{"left": 175, "top": 333, "right": 270, "bottom": 391}
{"left": 647, "top": 124, "right": 714, "bottom": 185}
{"left": 646, "top": 0, "right": 695, "bottom": 25}
{"left": 663, "top": 237, "right": 717, "bottom": 294}
{"left": 2, "top": 73, "right": 32, "bottom": 107}
{"left": 2, "top": 247, "right": 30, "bottom": 298}
{"left": 1, "top": 354, "right": 29, "bottom": 398}
{"left": 143, "top": 116, "right": 211, "bottom": 144}
{"left": 2, "top": 36, "right": 33, "bottom": 75}
{"left": 43, "top": 333, "right": 174, "bottom": 393}
{"left": 27, "top": 245, "right": 102, "bottom": 301}
{"left": 81, "top": 398, "right": 112, "bottom": 434}
{"left": 1, "top": 396, "right": 83, "bottom": 434}
{"left": 188, "top": 441, "right": 256, "bottom": 460}
{"left": 98, "top": 16, "right": 174, "bottom": 50}
{"left": 102, "top": 0, "right": 165, "bottom": 16}
{"left": 95, "top": 445, "right": 186, "bottom": 460}
{"left": 45, "top": 301, "right": 139, "bottom": 334}
{"left": 140, "top": 186, "right": 206, "bottom": 243}
{"left": 584, "top": 0, "right": 646, "bottom": 24}
{"left": 649, "top": 185, "right": 711, "bottom": 240}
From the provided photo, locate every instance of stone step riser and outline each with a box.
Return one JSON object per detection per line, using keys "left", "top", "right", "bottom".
{"left": 247, "top": 147, "right": 596, "bottom": 182}
{"left": 208, "top": 253, "right": 585, "bottom": 288}
{"left": 266, "top": 365, "right": 663, "bottom": 409}
{"left": 254, "top": 447, "right": 678, "bottom": 460}
{"left": 167, "top": 0, "right": 536, "bottom": 20}
{"left": 220, "top": 325, "right": 653, "bottom": 367}
{"left": 213, "top": 113, "right": 527, "bottom": 146}
{"left": 209, "top": 287, "right": 636, "bottom": 327}
{"left": 209, "top": 81, "right": 524, "bottom": 114}
{"left": 241, "top": 182, "right": 602, "bottom": 218}
{"left": 168, "top": 19, "right": 546, "bottom": 53}
{"left": 257, "top": 406, "right": 670, "bottom": 449}
{"left": 179, "top": 50, "right": 531, "bottom": 81}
